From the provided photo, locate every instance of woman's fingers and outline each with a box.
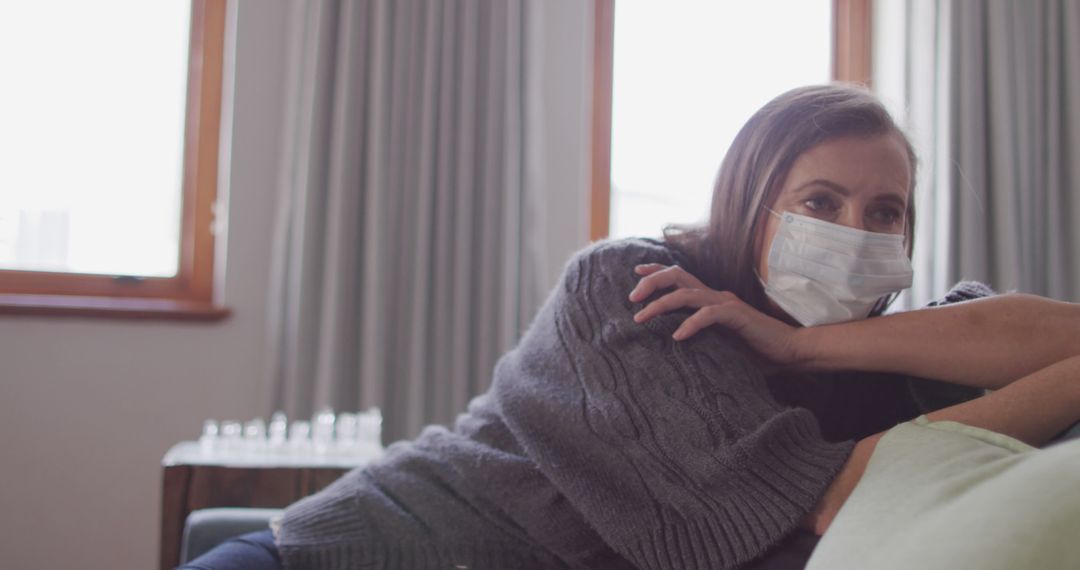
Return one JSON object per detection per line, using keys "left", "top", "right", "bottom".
{"left": 633, "top": 263, "right": 667, "bottom": 276}
{"left": 634, "top": 288, "right": 735, "bottom": 323}
{"left": 628, "top": 265, "right": 794, "bottom": 359}
{"left": 629, "top": 265, "right": 678, "bottom": 301}
{"left": 669, "top": 301, "right": 803, "bottom": 369}
{"left": 673, "top": 304, "right": 745, "bottom": 340}
{"left": 628, "top": 265, "right": 703, "bottom": 302}
{"left": 629, "top": 279, "right": 802, "bottom": 367}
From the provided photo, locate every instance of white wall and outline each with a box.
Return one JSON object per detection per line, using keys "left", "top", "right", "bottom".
{"left": 0, "top": 1, "right": 592, "bottom": 568}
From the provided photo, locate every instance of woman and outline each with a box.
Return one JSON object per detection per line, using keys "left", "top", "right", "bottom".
{"left": 628, "top": 85, "right": 1080, "bottom": 538}
{"left": 183, "top": 85, "right": 1080, "bottom": 570}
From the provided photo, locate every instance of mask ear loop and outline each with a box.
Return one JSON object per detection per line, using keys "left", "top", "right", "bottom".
{"left": 754, "top": 206, "right": 790, "bottom": 287}
{"left": 754, "top": 207, "right": 787, "bottom": 298}
{"left": 755, "top": 208, "right": 778, "bottom": 288}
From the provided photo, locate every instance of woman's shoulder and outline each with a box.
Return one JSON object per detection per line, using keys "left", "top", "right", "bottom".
{"left": 563, "top": 237, "right": 687, "bottom": 276}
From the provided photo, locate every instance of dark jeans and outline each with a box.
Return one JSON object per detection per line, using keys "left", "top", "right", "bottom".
{"left": 178, "top": 529, "right": 283, "bottom": 570}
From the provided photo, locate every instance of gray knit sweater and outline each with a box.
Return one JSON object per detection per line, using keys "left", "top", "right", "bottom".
{"left": 276, "top": 238, "right": 860, "bottom": 569}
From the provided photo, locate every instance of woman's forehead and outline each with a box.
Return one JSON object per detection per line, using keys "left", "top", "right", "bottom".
{"left": 781, "top": 135, "right": 912, "bottom": 200}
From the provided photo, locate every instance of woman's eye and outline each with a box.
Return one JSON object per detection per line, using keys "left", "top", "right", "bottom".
{"left": 803, "top": 196, "right": 837, "bottom": 212}
{"left": 870, "top": 206, "right": 903, "bottom": 225}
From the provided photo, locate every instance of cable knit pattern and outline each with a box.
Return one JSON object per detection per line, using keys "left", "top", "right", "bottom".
{"left": 276, "top": 238, "right": 854, "bottom": 570}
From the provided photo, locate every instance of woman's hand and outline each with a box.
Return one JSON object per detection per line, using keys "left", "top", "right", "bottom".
{"left": 628, "top": 263, "right": 812, "bottom": 370}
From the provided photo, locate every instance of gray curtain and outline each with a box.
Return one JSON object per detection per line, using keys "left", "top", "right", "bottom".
{"left": 263, "top": 0, "right": 550, "bottom": 442}
{"left": 893, "top": 0, "right": 1080, "bottom": 306}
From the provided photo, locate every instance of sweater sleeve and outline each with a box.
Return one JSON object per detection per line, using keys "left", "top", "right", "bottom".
{"left": 904, "top": 281, "right": 996, "bottom": 413}
{"left": 491, "top": 239, "right": 853, "bottom": 570}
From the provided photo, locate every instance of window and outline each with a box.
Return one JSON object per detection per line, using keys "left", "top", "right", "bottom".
{"left": 591, "top": 0, "right": 872, "bottom": 240}
{"left": 0, "top": 0, "right": 229, "bottom": 320}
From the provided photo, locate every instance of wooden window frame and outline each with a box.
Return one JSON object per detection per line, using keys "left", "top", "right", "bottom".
{"left": 0, "top": 0, "right": 230, "bottom": 321}
{"left": 590, "top": 0, "right": 873, "bottom": 241}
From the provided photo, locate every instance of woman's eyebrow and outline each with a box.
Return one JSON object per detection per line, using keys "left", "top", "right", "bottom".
{"left": 793, "top": 179, "right": 851, "bottom": 196}
{"left": 793, "top": 179, "right": 908, "bottom": 207}
{"left": 876, "top": 193, "right": 908, "bottom": 208}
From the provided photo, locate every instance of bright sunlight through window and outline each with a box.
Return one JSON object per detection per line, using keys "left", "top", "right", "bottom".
{"left": 0, "top": 1, "right": 191, "bottom": 277}
{"left": 609, "top": 0, "right": 832, "bottom": 239}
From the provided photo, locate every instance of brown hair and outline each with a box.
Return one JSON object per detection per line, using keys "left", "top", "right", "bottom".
{"left": 665, "top": 84, "right": 917, "bottom": 313}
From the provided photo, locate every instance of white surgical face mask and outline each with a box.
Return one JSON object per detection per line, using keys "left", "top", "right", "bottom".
{"left": 759, "top": 210, "right": 913, "bottom": 327}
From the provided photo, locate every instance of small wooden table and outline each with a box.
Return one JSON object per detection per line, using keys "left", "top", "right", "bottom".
{"left": 159, "top": 442, "right": 370, "bottom": 570}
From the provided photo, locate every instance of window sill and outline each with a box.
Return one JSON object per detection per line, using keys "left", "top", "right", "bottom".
{"left": 0, "top": 294, "right": 232, "bottom": 322}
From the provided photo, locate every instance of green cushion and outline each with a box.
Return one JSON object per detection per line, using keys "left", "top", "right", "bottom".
{"left": 807, "top": 416, "right": 1080, "bottom": 570}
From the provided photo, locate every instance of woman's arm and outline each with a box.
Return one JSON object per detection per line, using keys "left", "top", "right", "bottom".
{"left": 630, "top": 264, "right": 1080, "bottom": 389}
{"left": 802, "top": 354, "right": 1080, "bottom": 535}
{"left": 801, "top": 293, "right": 1080, "bottom": 389}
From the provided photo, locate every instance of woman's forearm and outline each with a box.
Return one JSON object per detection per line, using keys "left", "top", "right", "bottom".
{"left": 802, "top": 355, "right": 1080, "bottom": 536}
{"left": 800, "top": 431, "right": 882, "bottom": 535}
{"left": 800, "top": 294, "right": 1080, "bottom": 389}
{"left": 922, "top": 354, "right": 1080, "bottom": 445}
